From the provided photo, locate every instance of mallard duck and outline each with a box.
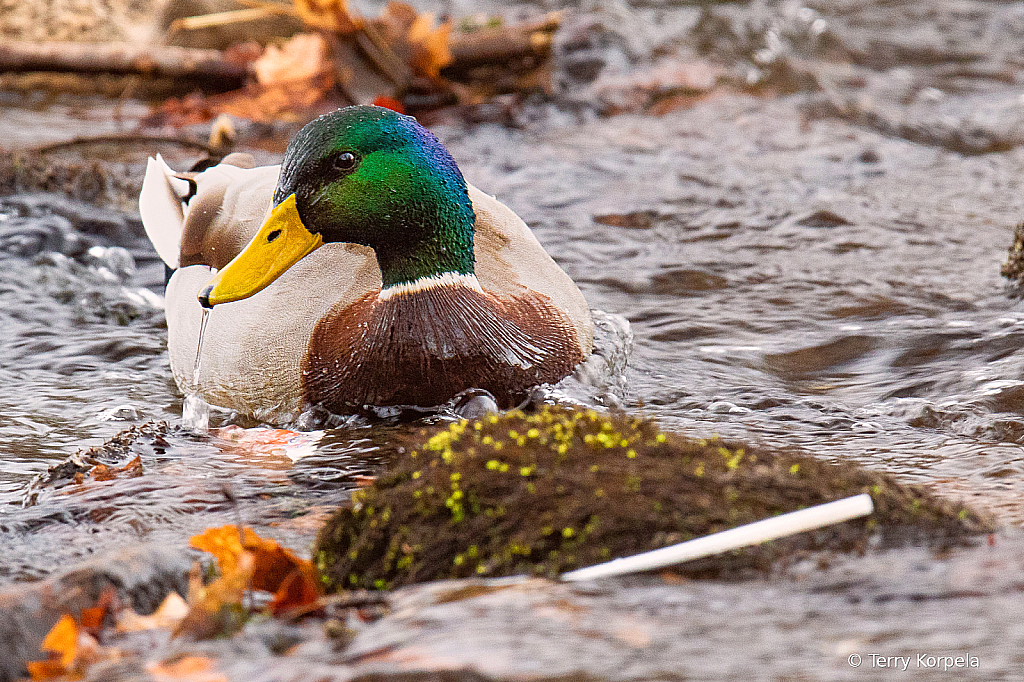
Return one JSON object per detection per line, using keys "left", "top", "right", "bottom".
{"left": 140, "top": 105, "right": 593, "bottom": 422}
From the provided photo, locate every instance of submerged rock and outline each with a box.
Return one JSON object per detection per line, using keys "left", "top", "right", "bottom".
{"left": 21, "top": 421, "right": 169, "bottom": 507}
{"left": 314, "top": 406, "right": 990, "bottom": 591}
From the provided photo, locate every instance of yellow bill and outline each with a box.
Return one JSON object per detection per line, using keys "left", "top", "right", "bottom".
{"left": 198, "top": 194, "right": 322, "bottom": 308}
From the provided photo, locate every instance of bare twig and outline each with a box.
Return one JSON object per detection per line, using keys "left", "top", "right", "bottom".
{"left": 169, "top": 7, "right": 291, "bottom": 33}
{"left": 0, "top": 14, "right": 562, "bottom": 102}
{"left": 0, "top": 41, "right": 248, "bottom": 85}
{"left": 279, "top": 591, "right": 390, "bottom": 622}
{"left": 31, "top": 135, "right": 217, "bottom": 156}
{"left": 355, "top": 22, "right": 412, "bottom": 88}
{"left": 446, "top": 12, "right": 561, "bottom": 71}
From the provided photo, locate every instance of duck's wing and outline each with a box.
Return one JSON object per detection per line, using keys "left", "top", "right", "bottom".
{"left": 468, "top": 184, "right": 594, "bottom": 354}
{"left": 139, "top": 153, "right": 189, "bottom": 269}
{"left": 139, "top": 153, "right": 281, "bottom": 271}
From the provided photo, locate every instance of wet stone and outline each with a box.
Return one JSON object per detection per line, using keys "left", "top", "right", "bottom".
{"left": 213, "top": 536, "right": 1024, "bottom": 681}
{"left": 1, "top": 193, "right": 146, "bottom": 247}
{"left": 796, "top": 210, "right": 853, "bottom": 228}
{"left": 0, "top": 543, "right": 190, "bottom": 682}
{"left": 592, "top": 210, "right": 659, "bottom": 229}
{"left": 764, "top": 335, "right": 877, "bottom": 380}
{"left": 0, "top": 214, "right": 72, "bottom": 257}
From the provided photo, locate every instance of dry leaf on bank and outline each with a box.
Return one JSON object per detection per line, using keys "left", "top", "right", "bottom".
{"left": 293, "top": 0, "right": 362, "bottom": 34}
{"left": 177, "top": 525, "right": 322, "bottom": 638}
{"left": 91, "top": 455, "right": 143, "bottom": 482}
{"left": 217, "top": 76, "right": 335, "bottom": 123}
{"left": 253, "top": 33, "right": 331, "bottom": 86}
{"left": 218, "top": 32, "right": 336, "bottom": 123}
{"left": 26, "top": 615, "right": 77, "bottom": 680}
{"left": 173, "top": 551, "right": 253, "bottom": 640}
{"left": 405, "top": 10, "right": 453, "bottom": 78}
{"left": 141, "top": 92, "right": 215, "bottom": 128}
{"left": 147, "top": 655, "right": 228, "bottom": 682}
{"left": 116, "top": 592, "right": 190, "bottom": 633}
{"left": 25, "top": 614, "right": 110, "bottom": 680}
{"left": 80, "top": 586, "right": 118, "bottom": 639}
{"left": 373, "top": 1, "right": 452, "bottom": 79}
{"left": 143, "top": 1, "right": 461, "bottom": 126}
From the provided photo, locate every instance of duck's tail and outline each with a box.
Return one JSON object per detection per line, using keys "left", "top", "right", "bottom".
{"left": 139, "top": 154, "right": 191, "bottom": 269}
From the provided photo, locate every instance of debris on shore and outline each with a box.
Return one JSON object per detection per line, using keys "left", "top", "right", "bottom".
{"left": 0, "top": 0, "right": 562, "bottom": 125}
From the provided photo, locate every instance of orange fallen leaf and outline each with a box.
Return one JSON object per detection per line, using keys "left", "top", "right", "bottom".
{"left": 373, "top": 1, "right": 452, "bottom": 79}
{"left": 24, "top": 660, "right": 67, "bottom": 681}
{"left": 189, "top": 526, "right": 251, "bottom": 577}
{"left": 91, "top": 464, "right": 114, "bottom": 482}
{"left": 269, "top": 566, "right": 322, "bottom": 615}
{"left": 39, "top": 614, "right": 77, "bottom": 668}
{"left": 218, "top": 75, "right": 335, "bottom": 125}
{"left": 174, "top": 552, "right": 253, "bottom": 640}
{"left": 25, "top": 614, "right": 95, "bottom": 680}
{"left": 254, "top": 33, "right": 331, "bottom": 86}
{"left": 190, "top": 525, "right": 317, "bottom": 595}
{"left": 181, "top": 525, "right": 323, "bottom": 637}
{"left": 250, "top": 539, "right": 312, "bottom": 595}
{"left": 117, "top": 592, "right": 189, "bottom": 633}
{"left": 147, "top": 655, "right": 228, "bottom": 682}
{"left": 209, "top": 426, "right": 321, "bottom": 468}
{"left": 80, "top": 586, "right": 118, "bottom": 639}
{"left": 118, "top": 455, "right": 144, "bottom": 477}
{"left": 27, "top": 595, "right": 129, "bottom": 680}
{"left": 405, "top": 10, "right": 452, "bottom": 78}
{"left": 92, "top": 454, "right": 143, "bottom": 481}
{"left": 26, "top": 613, "right": 115, "bottom": 680}
{"left": 293, "top": 0, "right": 362, "bottom": 34}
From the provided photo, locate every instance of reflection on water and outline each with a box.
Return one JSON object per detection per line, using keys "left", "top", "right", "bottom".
{"left": 5, "top": 0, "right": 1024, "bottom": 583}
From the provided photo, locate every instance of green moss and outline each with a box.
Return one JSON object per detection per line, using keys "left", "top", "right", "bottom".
{"left": 314, "top": 406, "right": 991, "bottom": 591}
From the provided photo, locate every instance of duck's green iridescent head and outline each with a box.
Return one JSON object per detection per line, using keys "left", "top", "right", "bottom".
{"left": 200, "top": 106, "right": 477, "bottom": 307}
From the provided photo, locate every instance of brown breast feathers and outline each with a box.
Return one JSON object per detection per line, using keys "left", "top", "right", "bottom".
{"left": 301, "top": 284, "right": 584, "bottom": 410}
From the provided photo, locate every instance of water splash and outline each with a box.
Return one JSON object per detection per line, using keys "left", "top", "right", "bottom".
{"left": 182, "top": 307, "right": 211, "bottom": 434}
{"left": 541, "top": 309, "right": 634, "bottom": 409}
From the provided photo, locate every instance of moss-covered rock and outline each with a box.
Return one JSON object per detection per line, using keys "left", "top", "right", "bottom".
{"left": 1002, "top": 221, "right": 1024, "bottom": 281}
{"left": 314, "top": 406, "right": 990, "bottom": 590}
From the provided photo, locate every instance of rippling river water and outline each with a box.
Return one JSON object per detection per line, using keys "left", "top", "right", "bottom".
{"left": 3, "top": 0, "right": 1024, "bottom": 583}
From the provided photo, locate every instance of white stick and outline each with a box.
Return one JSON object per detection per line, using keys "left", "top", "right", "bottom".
{"left": 561, "top": 493, "right": 874, "bottom": 582}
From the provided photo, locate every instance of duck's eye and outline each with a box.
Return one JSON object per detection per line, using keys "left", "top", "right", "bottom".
{"left": 333, "top": 152, "right": 358, "bottom": 172}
